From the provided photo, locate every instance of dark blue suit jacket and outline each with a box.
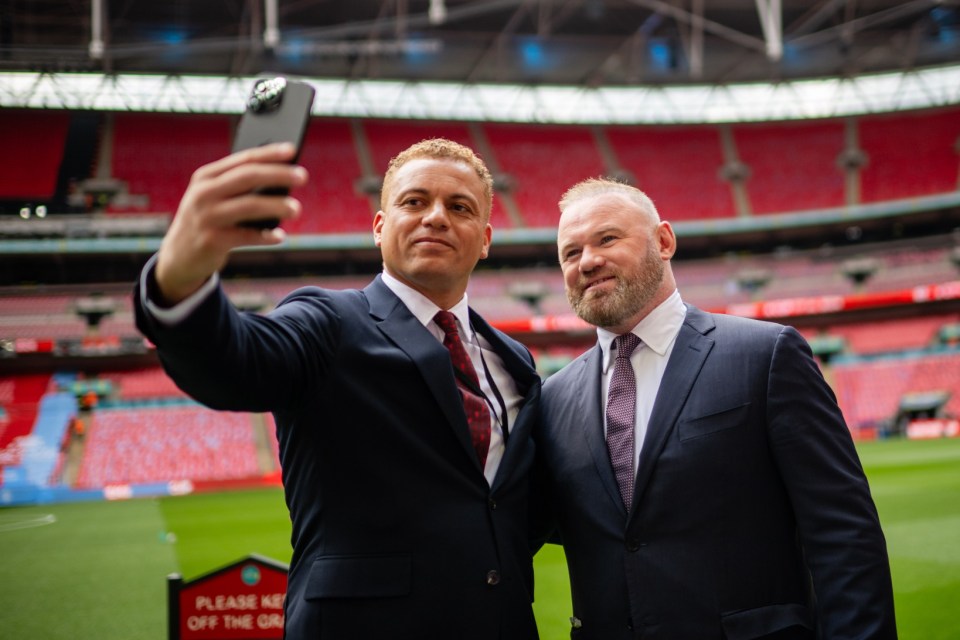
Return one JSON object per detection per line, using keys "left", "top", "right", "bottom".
{"left": 136, "top": 273, "right": 542, "bottom": 640}
{"left": 536, "top": 305, "right": 895, "bottom": 640}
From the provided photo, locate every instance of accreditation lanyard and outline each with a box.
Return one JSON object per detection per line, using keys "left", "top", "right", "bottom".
{"left": 454, "top": 325, "right": 510, "bottom": 444}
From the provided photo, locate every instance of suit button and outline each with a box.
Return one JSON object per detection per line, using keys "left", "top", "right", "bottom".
{"left": 626, "top": 538, "right": 641, "bottom": 552}
{"left": 486, "top": 570, "right": 500, "bottom": 586}
{"left": 488, "top": 498, "right": 497, "bottom": 510}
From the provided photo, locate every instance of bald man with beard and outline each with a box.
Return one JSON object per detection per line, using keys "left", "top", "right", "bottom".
{"left": 532, "top": 178, "right": 896, "bottom": 640}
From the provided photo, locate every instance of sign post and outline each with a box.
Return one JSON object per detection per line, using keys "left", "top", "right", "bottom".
{"left": 167, "top": 554, "right": 288, "bottom": 640}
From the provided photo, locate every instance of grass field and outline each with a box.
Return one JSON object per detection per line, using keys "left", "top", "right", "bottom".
{"left": 2, "top": 436, "right": 959, "bottom": 639}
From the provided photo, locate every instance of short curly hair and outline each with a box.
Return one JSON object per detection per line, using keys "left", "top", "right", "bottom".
{"left": 380, "top": 138, "right": 494, "bottom": 218}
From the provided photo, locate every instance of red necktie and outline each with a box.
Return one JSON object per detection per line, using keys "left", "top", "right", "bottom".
{"left": 607, "top": 333, "right": 641, "bottom": 508}
{"left": 434, "top": 310, "right": 491, "bottom": 468}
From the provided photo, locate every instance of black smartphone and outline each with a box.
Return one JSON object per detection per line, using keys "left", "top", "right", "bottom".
{"left": 232, "top": 77, "right": 316, "bottom": 229}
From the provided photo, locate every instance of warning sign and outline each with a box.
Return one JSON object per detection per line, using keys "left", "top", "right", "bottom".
{"left": 167, "top": 554, "right": 288, "bottom": 640}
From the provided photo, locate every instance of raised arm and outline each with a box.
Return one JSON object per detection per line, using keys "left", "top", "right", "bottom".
{"left": 154, "top": 142, "right": 308, "bottom": 304}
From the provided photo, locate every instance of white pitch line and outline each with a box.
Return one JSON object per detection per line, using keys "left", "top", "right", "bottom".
{"left": 0, "top": 513, "right": 57, "bottom": 532}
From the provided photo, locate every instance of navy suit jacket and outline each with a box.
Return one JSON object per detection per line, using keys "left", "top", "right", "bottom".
{"left": 536, "top": 305, "right": 895, "bottom": 640}
{"left": 135, "top": 273, "right": 542, "bottom": 640}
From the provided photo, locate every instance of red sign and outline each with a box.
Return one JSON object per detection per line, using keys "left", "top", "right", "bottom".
{"left": 168, "top": 555, "right": 288, "bottom": 640}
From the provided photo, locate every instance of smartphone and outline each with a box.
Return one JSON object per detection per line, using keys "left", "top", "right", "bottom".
{"left": 232, "top": 77, "right": 316, "bottom": 229}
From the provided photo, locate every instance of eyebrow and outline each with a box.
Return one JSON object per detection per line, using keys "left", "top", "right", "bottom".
{"left": 558, "top": 225, "right": 620, "bottom": 257}
{"left": 394, "top": 187, "right": 428, "bottom": 201}
{"left": 395, "top": 187, "right": 480, "bottom": 208}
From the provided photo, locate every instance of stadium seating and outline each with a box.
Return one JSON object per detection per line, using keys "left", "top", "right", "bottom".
{"left": 282, "top": 118, "right": 372, "bottom": 234}
{"left": 5, "top": 106, "right": 960, "bottom": 475}
{"left": 75, "top": 405, "right": 261, "bottom": 488}
{"left": 0, "top": 291, "right": 136, "bottom": 341}
{"left": 0, "top": 110, "right": 70, "bottom": 200}
{"left": 11, "top": 109, "right": 960, "bottom": 224}
{"left": 800, "top": 314, "right": 959, "bottom": 356}
{"left": 1, "top": 391, "right": 75, "bottom": 487}
{"left": 0, "top": 374, "right": 52, "bottom": 467}
{"left": 110, "top": 113, "right": 233, "bottom": 214}
{"left": 364, "top": 119, "right": 477, "bottom": 173}
{"left": 361, "top": 119, "right": 515, "bottom": 229}
{"left": 484, "top": 123, "right": 607, "bottom": 227}
{"left": 859, "top": 107, "right": 960, "bottom": 203}
{"left": 105, "top": 368, "right": 188, "bottom": 400}
{"left": 831, "top": 351, "right": 960, "bottom": 436}
{"left": 733, "top": 120, "right": 846, "bottom": 214}
{"left": 605, "top": 124, "right": 735, "bottom": 220}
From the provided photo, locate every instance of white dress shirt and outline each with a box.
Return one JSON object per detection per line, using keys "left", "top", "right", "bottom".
{"left": 597, "top": 290, "right": 686, "bottom": 472}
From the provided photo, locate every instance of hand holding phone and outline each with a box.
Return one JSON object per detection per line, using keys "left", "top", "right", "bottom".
{"left": 232, "top": 77, "right": 316, "bottom": 229}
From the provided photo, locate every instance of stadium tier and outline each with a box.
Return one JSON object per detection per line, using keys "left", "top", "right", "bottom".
{"left": 7, "top": 107, "right": 957, "bottom": 226}
{"left": 1, "top": 237, "right": 958, "bottom": 342}
{"left": 800, "top": 313, "right": 960, "bottom": 356}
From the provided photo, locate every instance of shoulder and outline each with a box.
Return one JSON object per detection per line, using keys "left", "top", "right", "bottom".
{"left": 687, "top": 304, "right": 793, "bottom": 341}
{"left": 267, "top": 286, "right": 371, "bottom": 332}
{"left": 543, "top": 347, "right": 595, "bottom": 394}
{"left": 277, "top": 285, "right": 363, "bottom": 304}
{"left": 686, "top": 306, "right": 811, "bottom": 364}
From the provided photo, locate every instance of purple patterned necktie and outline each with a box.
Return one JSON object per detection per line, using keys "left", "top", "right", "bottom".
{"left": 607, "top": 333, "right": 641, "bottom": 509}
{"left": 434, "top": 310, "right": 491, "bottom": 467}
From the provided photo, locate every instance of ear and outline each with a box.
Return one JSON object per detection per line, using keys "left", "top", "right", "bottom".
{"left": 373, "top": 211, "right": 385, "bottom": 247}
{"left": 657, "top": 221, "right": 677, "bottom": 260}
{"left": 479, "top": 223, "right": 492, "bottom": 260}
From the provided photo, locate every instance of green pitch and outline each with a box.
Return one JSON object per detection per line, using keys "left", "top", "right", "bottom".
{"left": 2, "top": 437, "right": 958, "bottom": 639}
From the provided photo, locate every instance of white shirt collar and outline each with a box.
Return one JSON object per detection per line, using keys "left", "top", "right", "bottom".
{"left": 598, "top": 290, "right": 686, "bottom": 373}
{"left": 380, "top": 270, "right": 471, "bottom": 333}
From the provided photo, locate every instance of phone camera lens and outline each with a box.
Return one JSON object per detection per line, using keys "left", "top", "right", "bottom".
{"left": 248, "top": 77, "right": 287, "bottom": 113}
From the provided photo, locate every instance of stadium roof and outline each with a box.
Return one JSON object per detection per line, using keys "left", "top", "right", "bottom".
{"left": 4, "top": 0, "right": 959, "bottom": 87}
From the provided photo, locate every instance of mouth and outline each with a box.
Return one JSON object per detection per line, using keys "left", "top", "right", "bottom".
{"left": 583, "top": 275, "right": 615, "bottom": 292}
{"left": 414, "top": 237, "right": 455, "bottom": 249}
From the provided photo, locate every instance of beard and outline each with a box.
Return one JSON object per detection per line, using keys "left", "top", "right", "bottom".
{"left": 567, "top": 244, "right": 665, "bottom": 329}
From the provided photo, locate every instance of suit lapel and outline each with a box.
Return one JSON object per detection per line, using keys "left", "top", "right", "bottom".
{"left": 469, "top": 310, "right": 540, "bottom": 491}
{"left": 365, "top": 277, "right": 482, "bottom": 473}
{"left": 631, "top": 307, "right": 715, "bottom": 513}
{"left": 468, "top": 309, "right": 537, "bottom": 393}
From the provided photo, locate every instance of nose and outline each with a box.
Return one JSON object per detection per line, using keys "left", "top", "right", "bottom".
{"left": 579, "top": 245, "right": 604, "bottom": 273}
{"left": 421, "top": 200, "right": 449, "bottom": 228}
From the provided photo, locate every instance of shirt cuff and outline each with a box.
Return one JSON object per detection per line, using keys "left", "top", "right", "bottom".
{"left": 140, "top": 253, "right": 220, "bottom": 326}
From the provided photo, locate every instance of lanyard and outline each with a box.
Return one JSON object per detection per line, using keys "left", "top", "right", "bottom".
{"left": 455, "top": 325, "right": 510, "bottom": 443}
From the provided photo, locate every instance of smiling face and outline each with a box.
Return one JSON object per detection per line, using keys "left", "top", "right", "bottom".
{"left": 557, "top": 190, "right": 676, "bottom": 334}
{"left": 374, "top": 157, "right": 492, "bottom": 309}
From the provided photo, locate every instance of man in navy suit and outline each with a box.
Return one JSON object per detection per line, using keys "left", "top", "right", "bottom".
{"left": 135, "top": 139, "right": 541, "bottom": 639}
{"left": 534, "top": 178, "right": 896, "bottom": 639}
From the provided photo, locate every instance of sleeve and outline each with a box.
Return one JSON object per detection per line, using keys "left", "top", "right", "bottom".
{"left": 766, "top": 326, "right": 897, "bottom": 639}
{"left": 138, "top": 253, "right": 220, "bottom": 326}
{"left": 133, "top": 259, "right": 341, "bottom": 414}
